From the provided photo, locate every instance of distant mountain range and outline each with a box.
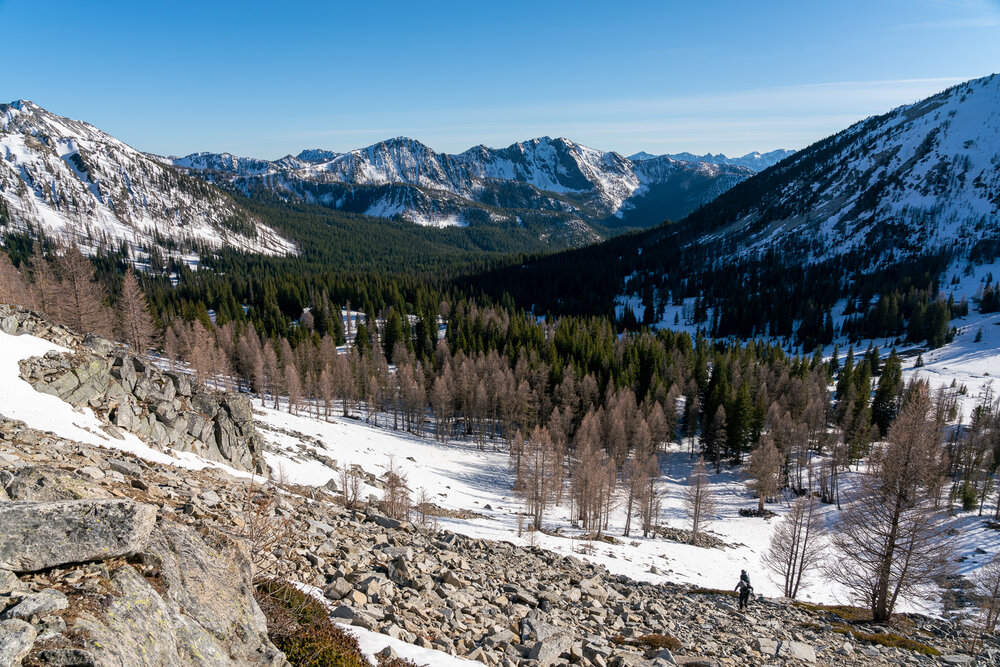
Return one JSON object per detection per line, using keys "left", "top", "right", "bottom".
{"left": 0, "top": 101, "right": 294, "bottom": 256}
{"left": 169, "top": 137, "right": 775, "bottom": 240}
{"left": 629, "top": 149, "right": 796, "bottom": 171}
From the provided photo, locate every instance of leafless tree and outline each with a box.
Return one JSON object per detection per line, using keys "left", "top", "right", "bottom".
{"left": 623, "top": 417, "right": 651, "bottom": 537}
{"left": 971, "top": 553, "right": 1000, "bottom": 652}
{"left": 53, "top": 245, "right": 112, "bottom": 336}
{"left": 382, "top": 456, "right": 411, "bottom": 520}
{"left": 746, "top": 435, "right": 785, "bottom": 513}
{"left": 242, "top": 474, "right": 293, "bottom": 582}
{"left": 339, "top": 463, "right": 364, "bottom": 510}
{"left": 638, "top": 450, "right": 664, "bottom": 537}
{"left": 285, "top": 362, "right": 302, "bottom": 414}
{"left": 262, "top": 342, "right": 280, "bottom": 408}
{"left": 115, "top": 267, "right": 155, "bottom": 354}
{"left": 828, "top": 381, "right": 954, "bottom": 622}
{"left": 685, "top": 456, "right": 716, "bottom": 545}
{"left": 515, "top": 425, "right": 560, "bottom": 530}
{"left": 763, "top": 495, "right": 826, "bottom": 598}
{"left": 0, "top": 251, "right": 33, "bottom": 307}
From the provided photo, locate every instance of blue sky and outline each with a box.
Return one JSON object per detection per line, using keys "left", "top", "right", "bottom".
{"left": 2, "top": 0, "right": 998, "bottom": 158}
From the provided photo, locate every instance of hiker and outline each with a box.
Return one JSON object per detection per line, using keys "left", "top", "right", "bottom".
{"left": 735, "top": 573, "right": 753, "bottom": 610}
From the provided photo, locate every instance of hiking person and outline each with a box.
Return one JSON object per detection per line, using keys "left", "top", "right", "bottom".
{"left": 735, "top": 574, "right": 753, "bottom": 610}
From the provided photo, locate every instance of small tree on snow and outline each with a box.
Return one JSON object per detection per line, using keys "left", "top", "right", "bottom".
{"left": 685, "top": 456, "right": 716, "bottom": 545}
{"left": 763, "top": 495, "right": 826, "bottom": 599}
{"left": 828, "top": 382, "right": 953, "bottom": 622}
{"left": 746, "top": 435, "right": 785, "bottom": 513}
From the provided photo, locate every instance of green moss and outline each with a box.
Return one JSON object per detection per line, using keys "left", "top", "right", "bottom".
{"left": 635, "top": 634, "right": 682, "bottom": 651}
{"left": 610, "top": 632, "right": 682, "bottom": 654}
{"left": 793, "top": 602, "right": 872, "bottom": 622}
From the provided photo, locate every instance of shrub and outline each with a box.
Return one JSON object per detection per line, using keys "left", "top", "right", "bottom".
{"left": 961, "top": 482, "right": 978, "bottom": 511}
{"left": 635, "top": 633, "right": 682, "bottom": 651}
{"left": 255, "top": 579, "right": 367, "bottom": 667}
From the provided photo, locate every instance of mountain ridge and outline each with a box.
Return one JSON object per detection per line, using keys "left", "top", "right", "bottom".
{"left": 0, "top": 100, "right": 295, "bottom": 257}
{"left": 169, "top": 134, "right": 764, "bottom": 237}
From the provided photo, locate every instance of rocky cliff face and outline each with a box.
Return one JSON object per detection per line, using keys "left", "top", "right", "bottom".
{"left": 1, "top": 305, "right": 267, "bottom": 474}
{"left": 0, "top": 421, "right": 285, "bottom": 666}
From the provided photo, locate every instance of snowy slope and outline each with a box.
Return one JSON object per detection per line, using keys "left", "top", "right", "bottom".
{"left": 0, "top": 101, "right": 295, "bottom": 256}
{"left": 170, "top": 136, "right": 753, "bottom": 234}
{"left": 686, "top": 73, "right": 1000, "bottom": 261}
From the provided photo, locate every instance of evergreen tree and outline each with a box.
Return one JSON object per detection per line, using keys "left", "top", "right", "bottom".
{"left": 871, "top": 349, "right": 903, "bottom": 437}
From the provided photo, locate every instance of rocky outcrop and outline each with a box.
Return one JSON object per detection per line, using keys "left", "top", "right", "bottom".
{"left": 1, "top": 304, "right": 267, "bottom": 474}
{"left": 0, "top": 456, "right": 285, "bottom": 667}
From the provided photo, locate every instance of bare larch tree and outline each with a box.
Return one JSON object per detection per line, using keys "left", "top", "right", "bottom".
{"left": 685, "top": 456, "right": 716, "bottom": 545}
{"left": 763, "top": 495, "right": 826, "bottom": 598}
{"left": 828, "top": 381, "right": 953, "bottom": 622}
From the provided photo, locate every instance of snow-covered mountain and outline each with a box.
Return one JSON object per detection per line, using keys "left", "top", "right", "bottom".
{"left": 681, "top": 73, "right": 1000, "bottom": 261}
{"left": 629, "top": 149, "right": 796, "bottom": 171}
{"left": 171, "top": 136, "right": 754, "bottom": 235}
{"left": 0, "top": 101, "right": 295, "bottom": 256}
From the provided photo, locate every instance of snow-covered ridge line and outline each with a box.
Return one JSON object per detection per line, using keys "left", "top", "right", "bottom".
{"left": 0, "top": 100, "right": 296, "bottom": 257}
{"left": 168, "top": 135, "right": 761, "bottom": 230}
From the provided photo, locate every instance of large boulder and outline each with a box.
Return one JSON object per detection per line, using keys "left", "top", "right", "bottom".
{"left": 5, "top": 467, "right": 111, "bottom": 501}
{"left": 69, "top": 521, "right": 286, "bottom": 666}
{"left": 0, "top": 499, "right": 156, "bottom": 572}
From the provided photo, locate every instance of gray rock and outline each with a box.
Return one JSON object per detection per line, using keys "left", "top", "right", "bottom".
{"left": 5, "top": 467, "right": 111, "bottom": 501}
{"left": 778, "top": 640, "right": 816, "bottom": 663}
{"left": 70, "top": 521, "right": 285, "bottom": 666}
{"left": 941, "top": 655, "right": 974, "bottom": 666}
{"left": 0, "top": 570, "right": 24, "bottom": 595}
{"left": 0, "top": 619, "right": 36, "bottom": 666}
{"left": 755, "top": 637, "right": 778, "bottom": 656}
{"left": 522, "top": 612, "right": 564, "bottom": 642}
{"left": 2, "top": 588, "right": 69, "bottom": 619}
{"left": 0, "top": 499, "right": 156, "bottom": 572}
{"left": 32, "top": 648, "right": 97, "bottom": 666}
{"left": 325, "top": 577, "right": 354, "bottom": 601}
{"left": 528, "top": 633, "right": 573, "bottom": 667}
{"left": 371, "top": 513, "right": 403, "bottom": 530}
{"left": 111, "top": 459, "right": 144, "bottom": 480}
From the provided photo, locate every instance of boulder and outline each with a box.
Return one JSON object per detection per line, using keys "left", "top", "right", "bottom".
{"left": 5, "top": 467, "right": 111, "bottom": 501}
{"left": 777, "top": 640, "right": 816, "bottom": 663}
{"left": 69, "top": 521, "right": 286, "bottom": 666}
{"left": 0, "top": 619, "right": 35, "bottom": 666}
{"left": 1, "top": 589, "right": 69, "bottom": 619}
{"left": 0, "top": 499, "right": 156, "bottom": 572}
{"left": 528, "top": 633, "right": 573, "bottom": 667}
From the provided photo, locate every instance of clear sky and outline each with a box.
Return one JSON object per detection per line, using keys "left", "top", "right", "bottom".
{"left": 2, "top": 0, "right": 998, "bottom": 159}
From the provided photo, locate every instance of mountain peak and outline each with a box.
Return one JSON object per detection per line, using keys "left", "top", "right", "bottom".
{"left": 295, "top": 148, "right": 341, "bottom": 163}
